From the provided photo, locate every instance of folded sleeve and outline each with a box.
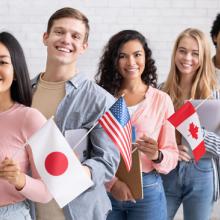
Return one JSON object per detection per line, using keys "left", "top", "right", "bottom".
{"left": 204, "top": 129, "right": 220, "bottom": 156}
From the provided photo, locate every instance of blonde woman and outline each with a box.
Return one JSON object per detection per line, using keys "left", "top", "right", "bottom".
{"left": 161, "top": 28, "right": 219, "bottom": 220}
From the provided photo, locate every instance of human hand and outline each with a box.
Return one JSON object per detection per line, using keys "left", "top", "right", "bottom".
{"left": 110, "top": 179, "right": 135, "bottom": 202}
{"left": 0, "top": 157, "right": 25, "bottom": 190}
{"left": 136, "top": 135, "right": 159, "bottom": 160}
{"left": 178, "top": 145, "right": 191, "bottom": 161}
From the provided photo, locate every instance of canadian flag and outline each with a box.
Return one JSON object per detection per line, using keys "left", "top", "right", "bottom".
{"left": 168, "top": 101, "right": 206, "bottom": 161}
{"left": 27, "top": 118, "right": 93, "bottom": 208}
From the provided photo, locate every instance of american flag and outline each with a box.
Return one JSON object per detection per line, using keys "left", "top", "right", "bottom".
{"left": 98, "top": 97, "right": 132, "bottom": 171}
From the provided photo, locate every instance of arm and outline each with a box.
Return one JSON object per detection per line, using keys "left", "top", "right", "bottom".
{"left": 82, "top": 124, "right": 120, "bottom": 185}
{"left": 151, "top": 95, "right": 179, "bottom": 174}
{"left": 18, "top": 108, "right": 52, "bottom": 203}
{"left": 81, "top": 87, "right": 120, "bottom": 186}
{"left": 203, "top": 129, "right": 220, "bottom": 156}
{"left": 19, "top": 146, "right": 52, "bottom": 203}
{"left": 0, "top": 153, "right": 52, "bottom": 203}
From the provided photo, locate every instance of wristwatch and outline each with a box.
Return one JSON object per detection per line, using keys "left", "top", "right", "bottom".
{"left": 152, "top": 150, "right": 163, "bottom": 163}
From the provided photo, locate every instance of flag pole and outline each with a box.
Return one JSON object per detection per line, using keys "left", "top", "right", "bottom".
{"left": 194, "top": 95, "right": 212, "bottom": 110}
{"left": 72, "top": 95, "right": 127, "bottom": 151}
{"left": 72, "top": 121, "right": 98, "bottom": 151}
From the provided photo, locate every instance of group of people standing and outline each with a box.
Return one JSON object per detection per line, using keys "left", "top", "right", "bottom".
{"left": 0, "top": 6, "right": 220, "bottom": 220}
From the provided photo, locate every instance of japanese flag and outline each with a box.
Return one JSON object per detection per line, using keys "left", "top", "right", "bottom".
{"left": 27, "top": 118, "right": 93, "bottom": 208}
{"left": 168, "top": 101, "right": 206, "bottom": 161}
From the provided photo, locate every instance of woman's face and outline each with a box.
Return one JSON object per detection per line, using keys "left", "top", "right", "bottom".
{"left": 117, "top": 39, "right": 145, "bottom": 81}
{"left": 0, "top": 43, "right": 14, "bottom": 97}
{"left": 175, "top": 36, "right": 200, "bottom": 78}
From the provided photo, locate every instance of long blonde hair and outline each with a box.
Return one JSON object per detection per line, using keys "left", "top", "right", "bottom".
{"left": 162, "top": 28, "right": 217, "bottom": 109}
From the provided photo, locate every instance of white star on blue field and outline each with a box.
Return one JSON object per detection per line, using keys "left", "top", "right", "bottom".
{"left": 110, "top": 97, "right": 130, "bottom": 126}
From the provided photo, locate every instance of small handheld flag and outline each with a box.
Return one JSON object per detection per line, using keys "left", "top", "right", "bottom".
{"left": 27, "top": 118, "right": 93, "bottom": 208}
{"left": 168, "top": 101, "right": 206, "bottom": 161}
{"left": 98, "top": 97, "right": 132, "bottom": 171}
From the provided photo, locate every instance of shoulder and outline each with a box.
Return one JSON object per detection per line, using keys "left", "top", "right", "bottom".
{"left": 79, "top": 78, "right": 115, "bottom": 108}
{"left": 31, "top": 74, "right": 41, "bottom": 86}
{"left": 22, "top": 107, "right": 47, "bottom": 139}
{"left": 25, "top": 107, "right": 46, "bottom": 122}
{"left": 212, "top": 89, "right": 220, "bottom": 99}
{"left": 149, "top": 86, "right": 172, "bottom": 104}
{"left": 147, "top": 86, "right": 174, "bottom": 115}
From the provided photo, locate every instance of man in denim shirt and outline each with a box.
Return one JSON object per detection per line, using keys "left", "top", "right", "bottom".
{"left": 31, "top": 7, "right": 120, "bottom": 220}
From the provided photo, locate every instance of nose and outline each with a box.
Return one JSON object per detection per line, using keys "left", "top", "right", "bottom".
{"left": 61, "top": 33, "right": 72, "bottom": 45}
{"left": 127, "top": 56, "right": 136, "bottom": 66}
{"left": 184, "top": 52, "right": 192, "bottom": 60}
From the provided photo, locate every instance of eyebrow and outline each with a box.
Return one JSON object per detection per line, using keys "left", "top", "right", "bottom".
{"left": 0, "top": 55, "right": 10, "bottom": 58}
{"left": 53, "top": 27, "right": 82, "bottom": 35}
{"left": 178, "top": 47, "right": 199, "bottom": 52}
{"left": 119, "top": 50, "right": 143, "bottom": 54}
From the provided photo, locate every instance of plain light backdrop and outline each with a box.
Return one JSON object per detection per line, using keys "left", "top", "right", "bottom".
{"left": 0, "top": 0, "right": 219, "bottom": 82}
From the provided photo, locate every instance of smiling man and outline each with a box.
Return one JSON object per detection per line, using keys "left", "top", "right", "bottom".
{"left": 31, "top": 7, "right": 120, "bottom": 220}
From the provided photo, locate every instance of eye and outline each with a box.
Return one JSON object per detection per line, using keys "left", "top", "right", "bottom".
{"left": 192, "top": 52, "right": 199, "bottom": 57}
{"left": 54, "top": 30, "right": 63, "bottom": 35}
{"left": 72, "top": 34, "right": 81, "bottom": 40}
{"left": 118, "top": 54, "right": 126, "bottom": 59}
{"left": 135, "top": 52, "right": 142, "bottom": 57}
{"left": 0, "top": 60, "right": 8, "bottom": 65}
{"left": 178, "top": 48, "right": 186, "bottom": 54}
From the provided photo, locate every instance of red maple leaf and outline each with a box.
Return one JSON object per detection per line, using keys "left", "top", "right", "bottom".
{"left": 188, "top": 122, "right": 198, "bottom": 139}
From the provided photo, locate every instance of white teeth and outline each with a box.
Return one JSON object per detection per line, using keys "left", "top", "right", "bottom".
{"left": 182, "top": 63, "right": 191, "bottom": 67}
{"left": 57, "top": 47, "right": 71, "bottom": 53}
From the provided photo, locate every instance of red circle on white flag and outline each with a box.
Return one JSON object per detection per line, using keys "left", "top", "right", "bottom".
{"left": 45, "top": 152, "right": 68, "bottom": 176}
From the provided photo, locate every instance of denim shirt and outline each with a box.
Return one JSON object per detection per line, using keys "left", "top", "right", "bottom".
{"left": 31, "top": 73, "right": 120, "bottom": 220}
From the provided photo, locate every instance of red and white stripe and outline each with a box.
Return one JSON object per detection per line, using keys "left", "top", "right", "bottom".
{"left": 99, "top": 111, "right": 132, "bottom": 171}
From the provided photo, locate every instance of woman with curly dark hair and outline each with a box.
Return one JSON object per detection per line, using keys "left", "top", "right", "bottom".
{"left": 95, "top": 30, "right": 178, "bottom": 220}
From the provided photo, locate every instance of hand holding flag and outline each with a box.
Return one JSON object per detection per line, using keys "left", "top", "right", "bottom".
{"left": 168, "top": 101, "right": 205, "bottom": 161}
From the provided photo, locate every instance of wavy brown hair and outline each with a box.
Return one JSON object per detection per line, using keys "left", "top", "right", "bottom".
{"left": 161, "top": 28, "right": 217, "bottom": 109}
{"left": 95, "top": 30, "right": 157, "bottom": 96}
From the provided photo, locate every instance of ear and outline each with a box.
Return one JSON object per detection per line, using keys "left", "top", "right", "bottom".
{"left": 79, "top": 42, "right": 88, "bottom": 55}
{"left": 43, "top": 32, "right": 49, "bottom": 46}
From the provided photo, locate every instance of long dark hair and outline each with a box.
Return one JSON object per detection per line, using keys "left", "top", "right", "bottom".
{"left": 0, "top": 32, "right": 32, "bottom": 106}
{"left": 95, "top": 30, "right": 157, "bottom": 96}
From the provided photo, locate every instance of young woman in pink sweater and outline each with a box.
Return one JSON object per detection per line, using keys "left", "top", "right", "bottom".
{"left": 0, "top": 32, "right": 52, "bottom": 220}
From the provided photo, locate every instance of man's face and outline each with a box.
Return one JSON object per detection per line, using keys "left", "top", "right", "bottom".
{"left": 43, "top": 17, "right": 88, "bottom": 66}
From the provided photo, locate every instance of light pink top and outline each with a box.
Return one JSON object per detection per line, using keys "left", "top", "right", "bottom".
{"left": 106, "top": 86, "right": 178, "bottom": 190}
{"left": 0, "top": 103, "right": 52, "bottom": 206}
{"left": 131, "top": 86, "right": 178, "bottom": 173}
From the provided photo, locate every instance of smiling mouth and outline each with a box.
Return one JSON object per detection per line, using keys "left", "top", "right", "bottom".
{"left": 126, "top": 68, "right": 138, "bottom": 73}
{"left": 182, "top": 63, "right": 192, "bottom": 68}
{"left": 56, "top": 47, "right": 72, "bottom": 53}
